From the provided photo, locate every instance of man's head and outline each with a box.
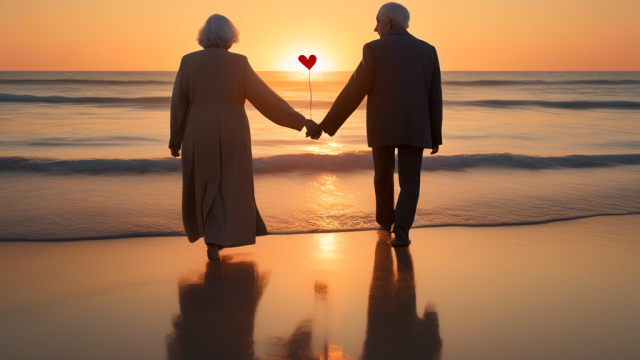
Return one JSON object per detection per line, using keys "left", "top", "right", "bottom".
{"left": 374, "top": 2, "right": 410, "bottom": 38}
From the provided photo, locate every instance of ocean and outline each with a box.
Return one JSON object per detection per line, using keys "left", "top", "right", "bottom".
{"left": 1, "top": 71, "right": 639, "bottom": 240}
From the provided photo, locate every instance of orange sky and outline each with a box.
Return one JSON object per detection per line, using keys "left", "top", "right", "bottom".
{"left": 0, "top": 0, "right": 638, "bottom": 71}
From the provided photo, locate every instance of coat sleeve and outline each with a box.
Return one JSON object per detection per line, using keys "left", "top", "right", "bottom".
{"left": 169, "top": 56, "right": 190, "bottom": 150}
{"left": 244, "top": 58, "right": 306, "bottom": 131}
{"left": 428, "top": 47, "right": 443, "bottom": 146}
{"left": 319, "top": 43, "right": 375, "bottom": 136}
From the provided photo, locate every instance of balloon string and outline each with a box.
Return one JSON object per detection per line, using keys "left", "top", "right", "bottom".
{"left": 308, "top": 69, "right": 312, "bottom": 120}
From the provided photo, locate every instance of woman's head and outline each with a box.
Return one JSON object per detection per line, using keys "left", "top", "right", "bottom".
{"left": 197, "top": 14, "right": 239, "bottom": 49}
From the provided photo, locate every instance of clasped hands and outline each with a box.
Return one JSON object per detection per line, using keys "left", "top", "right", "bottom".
{"left": 172, "top": 119, "right": 324, "bottom": 157}
{"left": 304, "top": 119, "right": 323, "bottom": 140}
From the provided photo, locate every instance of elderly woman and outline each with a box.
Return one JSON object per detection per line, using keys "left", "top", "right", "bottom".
{"left": 169, "top": 14, "right": 321, "bottom": 260}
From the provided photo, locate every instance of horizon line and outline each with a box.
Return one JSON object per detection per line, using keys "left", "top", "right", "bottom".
{"left": 1, "top": 70, "right": 640, "bottom": 72}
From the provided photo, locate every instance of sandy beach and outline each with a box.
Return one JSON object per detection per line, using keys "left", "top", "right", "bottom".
{"left": 1, "top": 215, "right": 638, "bottom": 359}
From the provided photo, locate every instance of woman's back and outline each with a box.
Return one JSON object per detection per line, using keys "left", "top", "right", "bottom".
{"left": 169, "top": 45, "right": 307, "bottom": 248}
{"left": 169, "top": 13, "right": 320, "bottom": 260}
{"left": 178, "top": 47, "right": 247, "bottom": 107}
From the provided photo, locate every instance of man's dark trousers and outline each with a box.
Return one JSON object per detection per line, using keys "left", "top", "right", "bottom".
{"left": 372, "top": 145, "right": 424, "bottom": 235}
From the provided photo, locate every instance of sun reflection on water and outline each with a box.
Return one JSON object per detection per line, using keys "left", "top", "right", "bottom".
{"left": 304, "top": 173, "right": 362, "bottom": 232}
{"left": 318, "top": 344, "right": 354, "bottom": 360}
{"left": 305, "top": 142, "right": 343, "bottom": 155}
{"left": 314, "top": 233, "right": 339, "bottom": 261}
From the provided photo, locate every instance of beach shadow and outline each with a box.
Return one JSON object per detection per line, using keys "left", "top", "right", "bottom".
{"left": 362, "top": 232, "right": 443, "bottom": 360}
{"left": 166, "top": 256, "right": 269, "bottom": 360}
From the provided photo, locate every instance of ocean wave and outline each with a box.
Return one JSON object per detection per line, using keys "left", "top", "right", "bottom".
{"left": 2, "top": 212, "right": 638, "bottom": 241}
{"left": 0, "top": 136, "right": 161, "bottom": 147}
{"left": 2, "top": 153, "right": 639, "bottom": 175}
{"left": 0, "top": 79, "right": 173, "bottom": 85}
{"left": 0, "top": 93, "right": 170, "bottom": 106}
{"left": 0, "top": 93, "right": 324, "bottom": 109}
{"left": 445, "top": 100, "right": 640, "bottom": 110}
{"left": 443, "top": 79, "right": 640, "bottom": 86}
{"left": 266, "top": 212, "right": 640, "bottom": 235}
{"left": 3, "top": 93, "right": 640, "bottom": 110}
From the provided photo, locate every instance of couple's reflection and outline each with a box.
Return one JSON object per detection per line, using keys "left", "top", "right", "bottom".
{"left": 362, "top": 232, "right": 442, "bottom": 360}
{"left": 166, "top": 256, "right": 268, "bottom": 360}
{"left": 165, "top": 255, "right": 317, "bottom": 360}
{"left": 166, "top": 233, "right": 442, "bottom": 359}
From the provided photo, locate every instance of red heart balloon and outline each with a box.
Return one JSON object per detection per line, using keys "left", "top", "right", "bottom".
{"left": 298, "top": 55, "right": 317, "bottom": 70}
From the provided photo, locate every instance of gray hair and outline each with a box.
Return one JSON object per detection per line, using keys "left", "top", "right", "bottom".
{"left": 197, "top": 14, "right": 239, "bottom": 49}
{"left": 377, "top": 2, "right": 410, "bottom": 29}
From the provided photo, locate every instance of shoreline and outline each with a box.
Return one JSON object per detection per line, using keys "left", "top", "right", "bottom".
{"left": 2, "top": 212, "right": 639, "bottom": 242}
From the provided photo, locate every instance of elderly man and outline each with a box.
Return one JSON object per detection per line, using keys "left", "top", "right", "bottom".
{"left": 308, "top": 2, "right": 442, "bottom": 246}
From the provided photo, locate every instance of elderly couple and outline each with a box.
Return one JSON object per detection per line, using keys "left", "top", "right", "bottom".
{"left": 169, "top": 2, "right": 442, "bottom": 260}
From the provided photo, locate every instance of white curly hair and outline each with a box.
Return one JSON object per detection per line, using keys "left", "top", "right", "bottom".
{"left": 197, "top": 14, "right": 239, "bottom": 49}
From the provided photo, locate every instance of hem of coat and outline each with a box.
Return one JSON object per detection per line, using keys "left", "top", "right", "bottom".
{"left": 204, "top": 240, "right": 256, "bottom": 248}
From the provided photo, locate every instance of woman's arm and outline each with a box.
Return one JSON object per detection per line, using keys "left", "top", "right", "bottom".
{"left": 244, "top": 58, "right": 307, "bottom": 131}
{"left": 169, "top": 56, "right": 190, "bottom": 155}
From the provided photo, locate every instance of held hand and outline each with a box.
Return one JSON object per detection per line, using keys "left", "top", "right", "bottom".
{"left": 305, "top": 119, "right": 323, "bottom": 140}
{"left": 171, "top": 147, "right": 180, "bottom": 158}
{"left": 430, "top": 145, "right": 439, "bottom": 155}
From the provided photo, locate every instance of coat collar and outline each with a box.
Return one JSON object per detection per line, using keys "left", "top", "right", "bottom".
{"left": 388, "top": 27, "right": 410, "bottom": 36}
{"left": 205, "top": 46, "right": 229, "bottom": 51}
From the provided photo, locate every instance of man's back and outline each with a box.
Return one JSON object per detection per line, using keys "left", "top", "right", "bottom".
{"left": 316, "top": 3, "right": 439, "bottom": 244}
{"left": 320, "top": 27, "right": 442, "bottom": 149}
{"left": 367, "top": 28, "right": 441, "bottom": 148}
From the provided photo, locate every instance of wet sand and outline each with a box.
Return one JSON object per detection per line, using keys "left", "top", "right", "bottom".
{"left": 1, "top": 215, "right": 639, "bottom": 359}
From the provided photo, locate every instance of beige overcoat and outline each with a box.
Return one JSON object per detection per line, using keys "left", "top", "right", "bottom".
{"left": 169, "top": 47, "right": 306, "bottom": 247}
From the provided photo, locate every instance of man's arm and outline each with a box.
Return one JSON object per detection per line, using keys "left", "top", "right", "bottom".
{"left": 428, "top": 47, "right": 443, "bottom": 149}
{"left": 318, "top": 43, "right": 375, "bottom": 136}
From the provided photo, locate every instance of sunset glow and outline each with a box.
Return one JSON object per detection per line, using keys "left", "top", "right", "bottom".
{"left": 1, "top": 0, "right": 638, "bottom": 71}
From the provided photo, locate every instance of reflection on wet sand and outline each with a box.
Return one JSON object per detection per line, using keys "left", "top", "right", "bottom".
{"left": 305, "top": 174, "right": 360, "bottom": 232}
{"left": 166, "top": 256, "right": 269, "bottom": 360}
{"left": 166, "top": 232, "right": 441, "bottom": 359}
{"left": 166, "top": 256, "right": 338, "bottom": 360}
{"left": 267, "top": 318, "right": 316, "bottom": 360}
{"left": 3, "top": 217, "right": 638, "bottom": 360}
{"left": 362, "top": 232, "right": 442, "bottom": 360}
{"left": 265, "top": 281, "right": 354, "bottom": 360}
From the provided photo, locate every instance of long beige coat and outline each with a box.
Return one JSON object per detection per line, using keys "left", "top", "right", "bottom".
{"left": 169, "top": 47, "right": 306, "bottom": 247}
